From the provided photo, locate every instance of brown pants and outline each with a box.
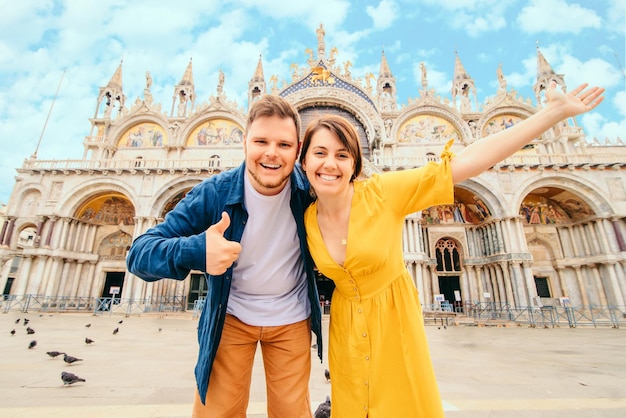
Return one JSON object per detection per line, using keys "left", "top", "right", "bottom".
{"left": 192, "top": 314, "right": 313, "bottom": 418}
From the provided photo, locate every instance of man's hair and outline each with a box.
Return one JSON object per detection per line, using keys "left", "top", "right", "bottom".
{"left": 299, "top": 114, "right": 363, "bottom": 180}
{"left": 245, "top": 95, "right": 301, "bottom": 139}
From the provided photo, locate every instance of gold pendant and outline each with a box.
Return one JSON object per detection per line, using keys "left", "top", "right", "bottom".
{"left": 341, "top": 238, "right": 347, "bottom": 245}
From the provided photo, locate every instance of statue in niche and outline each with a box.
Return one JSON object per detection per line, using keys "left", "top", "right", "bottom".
{"left": 217, "top": 70, "right": 225, "bottom": 95}
{"left": 316, "top": 23, "right": 326, "bottom": 56}
{"left": 145, "top": 71, "right": 152, "bottom": 90}
{"left": 420, "top": 62, "right": 428, "bottom": 89}
{"left": 269, "top": 75, "right": 279, "bottom": 93}
{"left": 343, "top": 60, "right": 352, "bottom": 79}
{"left": 497, "top": 63, "right": 507, "bottom": 91}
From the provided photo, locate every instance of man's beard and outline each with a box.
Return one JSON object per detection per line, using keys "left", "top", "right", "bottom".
{"left": 247, "top": 167, "right": 290, "bottom": 191}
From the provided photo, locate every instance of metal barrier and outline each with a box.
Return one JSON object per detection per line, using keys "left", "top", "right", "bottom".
{"left": 1, "top": 295, "right": 28, "bottom": 313}
{"left": 192, "top": 298, "right": 205, "bottom": 319}
{"left": 2, "top": 292, "right": 624, "bottom": 328}
{"left": 452, "top": 304, "right": 625, "bottom": 328}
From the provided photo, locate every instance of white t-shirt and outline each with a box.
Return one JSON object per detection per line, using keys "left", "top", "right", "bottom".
{"left": 227, "top": 174, "right": 310, "bottom": 326}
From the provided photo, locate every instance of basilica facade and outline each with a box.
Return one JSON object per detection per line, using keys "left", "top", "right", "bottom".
{"left": 1, "top": 27, "right": 624, "bottom": 313}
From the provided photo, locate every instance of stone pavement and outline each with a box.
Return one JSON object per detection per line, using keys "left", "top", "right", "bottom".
{"left": 1, "top": 311, "right": 625, "bottom": 417}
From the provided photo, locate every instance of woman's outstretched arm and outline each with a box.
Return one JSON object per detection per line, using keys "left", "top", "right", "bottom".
{"left": 451, "top": 81, "right": 604, "bottom": 184}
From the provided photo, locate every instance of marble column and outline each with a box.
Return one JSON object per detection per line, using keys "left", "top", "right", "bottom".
{"left": 44, "top": 216, "right": 58, "bottom": 247}
{"left": 72, "top": 261, "right": 86, "bottom": 298}
{"left": 522, "top": 261, "right": 537, "bottom": 305}
{"left": 589, "top": 264, "right": 608, "bottom": 306}
{"left": 604, "top": 262, "right": 626, "bottom": 307}
{"left": 3, "top": 217, "right": 16, "bottom": 246}
{"left": 26, "top": 256, "right": 46, "bottom": 295}
{"left": 573, "top": 265, "right": 589, "bottom": 306}
{"left": 14, "top": 255, "right": 33, "bottom": 296}
{"left": 511, "top": 261, "right": 528, "bottom": 306}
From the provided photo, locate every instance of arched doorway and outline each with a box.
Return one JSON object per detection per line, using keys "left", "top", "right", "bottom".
{"left": 435, "top": 238, "right": 463, "bottom": 311}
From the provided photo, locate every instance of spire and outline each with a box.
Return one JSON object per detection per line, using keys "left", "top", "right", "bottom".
{"left": 536, "top": 46, "right": 555, "bottom": 80}
{"left": 450, "top": 52, "right": 477, "bottom": 112}
{"left": 252, "top": 54, "right": 265, "bottom": 82}
{"left": 379, "top": 49, "right": 392, "bottom": 78}
{"left": 248, "top": 54, "right": 267, "bottom": 107}
{"left": 376, "top": 48, "right": 396, "bottom": 111}
{"left": 170, "top": 58, "right": 195, "bottom": 117}
{"left": 180, "top": 58, "right": 194, "bottom": 85}
{"left": 96, "top": 60, "right": 125, "bottom": 119}
{"left": 533, "top": 45, "right": 566, "bottom": 106}
{"left": 453, "top": 52, "right": 470, "bottom": 82}
{"left": 107, "top": 60, "right": 123, "bottom": 89}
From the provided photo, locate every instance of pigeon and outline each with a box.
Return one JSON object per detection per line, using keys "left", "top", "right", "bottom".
{"left": 10, "top": 329, "right": 15, "bottom": 336}
{"left": 47, "top": 351, "right": 65, "bottom": 358}
{"left": 324, "top": 369, "right": 330, "bottom": 382}
{"left": 85, "top": 338, "right": 94, "bottom": 345}
{"left": 15, "top": 318, "right": 20, "bottom": 324}
{"left": 113, "top": 327, "right": 119, "bottom": 335}
{"left": 85, "top": 323, "right": 91, "bottom": 328}
{"left": 23, "top": 318, "right": 30, "bottom": 326}
{"left": 26, "top": 327, "right": 35, "bottom": 335}
{"left": 158, "top": 328, "right": 162, "bottom": 332}
{"left": 28, "top": 340, "right": 37, "bottom": 349}
{"left": 118, "top": 320, "right": 123, "bottom": 324}
{"left": 61, "top": 371, "right": 86, "bottom": 385}
{"left": 313, "top": 396, "right": 331, "bottom": 418}
{"left": 63, "top": 354, "right": 83, "bottom": 365}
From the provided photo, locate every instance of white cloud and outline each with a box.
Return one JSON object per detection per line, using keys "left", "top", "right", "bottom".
{"left": 366, "top": 0, "right": 399, "bottom": 30}
{"left": 416, "top": 0, "right": 510, "bottom": 36}
{"left": 517, "top": 0, "right": 602, "bottom": 34}
{"left": 607, "top": 0, "right": 626, "bottom": 34}
{"left": 614, "top": 90, "right": 626, "bottom": 118}
{"left": 581, "top": 111, "right": 626, "bottom": 142}
{"left": 557, "top": 56, "right": 623, "bottom": 91}
{"left": 238, "top": 0, "right": 350, "bottom": 30}
{"left": 580, "top": 87, "right": 626, "bottom": 141}
{"left": 461, "top": 13, "right": 507, "bottom": 37}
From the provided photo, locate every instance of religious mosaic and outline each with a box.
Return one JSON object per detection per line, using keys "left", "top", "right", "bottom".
{"left": 118, "top": 122, "right": 166, "bottom": 148}
{"left": 482, "top": 114, "right": 524, "bottom": 137}
{"left": 397, "top": 115, "right": 461, "bottom": 143}
{"left": 76, "top": 193, "right": 135, "bottom": 225}
{"left": 187, "top": 119, "right": 244, "bottom": 146}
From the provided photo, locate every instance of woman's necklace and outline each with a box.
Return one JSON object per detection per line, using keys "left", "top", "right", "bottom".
{"left": 318, "top": 185, "right": 353, "bottom": 248}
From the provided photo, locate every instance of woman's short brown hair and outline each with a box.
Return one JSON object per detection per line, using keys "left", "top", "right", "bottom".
{"left": 299, "top": 114, "right": 363, "bottom": 180}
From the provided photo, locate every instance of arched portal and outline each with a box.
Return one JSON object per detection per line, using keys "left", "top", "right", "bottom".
{"left": 435, "top": 238, "right": 463, "bottom": 311}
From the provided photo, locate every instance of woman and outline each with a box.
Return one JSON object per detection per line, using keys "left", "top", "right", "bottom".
{"left": 299, "top": 82, "right": 603, "bottom": 417}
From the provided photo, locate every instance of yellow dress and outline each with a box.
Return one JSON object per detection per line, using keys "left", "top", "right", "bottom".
{"left": 304, "top": 144, "right": 454, "bottom": 417}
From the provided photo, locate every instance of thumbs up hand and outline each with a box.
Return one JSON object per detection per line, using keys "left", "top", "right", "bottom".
{"left": 205, "top": 212, "right": 242, "bottom": 275}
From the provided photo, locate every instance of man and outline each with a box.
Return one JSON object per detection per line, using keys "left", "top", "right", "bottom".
{"left": 127, "top": 95, "right": 323, "bottom": 418}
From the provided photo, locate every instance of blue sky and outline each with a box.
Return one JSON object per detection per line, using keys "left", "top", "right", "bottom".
{"left": 0, "top": 0, "right": 624, "bottom": 205}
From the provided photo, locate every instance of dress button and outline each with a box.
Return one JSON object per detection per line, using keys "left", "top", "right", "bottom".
{"left": 358, "top": 309, "right": 362, "bottom": 313}
{"left": 365, "top": 356, "right": 369, "bottom": 360}
{"left": 362, "top": 333, "right": 367, "bottom": 337}
{"left": 353, "top": 287, "right": 357, "bottom": 291}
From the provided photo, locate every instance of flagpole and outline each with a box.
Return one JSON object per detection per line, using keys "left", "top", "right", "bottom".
{"left": 32, "top": 69, "right": 66, "bottom": 159}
